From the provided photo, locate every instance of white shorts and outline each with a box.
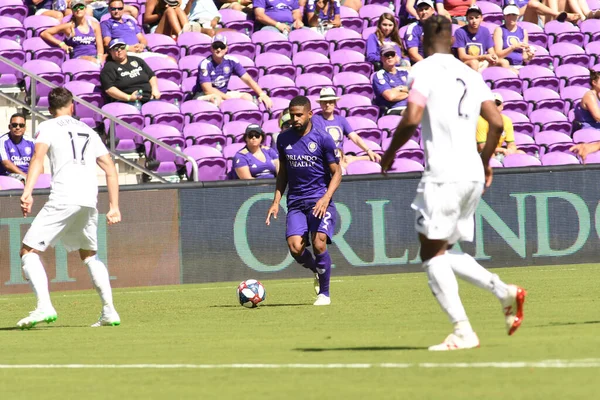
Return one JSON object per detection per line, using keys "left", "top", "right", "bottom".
{"left": 23, "top": 203, "right": 98, "bottom": 252}
{"left": 411, "top": 181, "right": 483, "bottom": 244}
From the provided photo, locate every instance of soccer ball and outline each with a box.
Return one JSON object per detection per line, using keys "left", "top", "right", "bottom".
{"left": 237, "top": 279, "right": 266, "bottom": 308}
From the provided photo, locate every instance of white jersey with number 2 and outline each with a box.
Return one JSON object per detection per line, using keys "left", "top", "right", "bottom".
{"left": 408, "top": 53, "right": 494, "bottom": 183}
{"left": 34, "top": 115, "right": 108, "bottom": 208}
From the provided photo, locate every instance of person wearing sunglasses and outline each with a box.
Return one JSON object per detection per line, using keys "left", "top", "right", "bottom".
{"left": 41, "top": 0, "right": 105, "bottom": 65}
{"left": 0, "top": 113, "right": 34, "bottom": 182}
{"left": 373, "top": 43, "right": 410, "bottom": 116}
{"left": 194, "top": 35, "right": 272, "bottom": 109}
{"left": 100, "top": 38, "right": 161, "bottom": 104}
{"left": 366, "top": 13, "right": 409, "bottom": 69}
{"left": 144, "top": 0, "right": 189, "bottom": 37}
{"left": 232, "top": 125, "right": 279, "bottom": 180}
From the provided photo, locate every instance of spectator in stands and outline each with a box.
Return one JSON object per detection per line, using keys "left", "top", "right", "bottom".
{"left": 574, "top": 69, "right": 600, "bottom": 129}
{"left": 405, "top": 0, "right": 436, "bottom": 65}
{"left": 312, "top": 88, "right": 381, "bottom": 163}
{"left": 254, "top": 0, "right": 304, "bottom": 33}
{"left": 179, "top": 0, "right": 233, "bottom": 36}
{"left": 367, "top": 13, "right": 410, "bottom": 70}
{"left": 493, "top": 4, "right": 535, "bottom": 69}
{"left": 373, "top": 43, "right": 409, "bottom": 116}
{"left": 279, "top": 108, "right": 291, "bottom": 131}
{"left": 435, "top": 0, "right": 472, "bottom": 26}
{"left": 41, "top": 0, "right": 104, "bottom": 65}
{"left": 523, "top": 0, "right": 580, "bottom": 24}
{"left": 193, "top": 35, "right": 273, "bottom": 108}
{"left": 454, "top": 5, "right": 509, "bottom": 72}
{"left": 100, "top": 39, "right": 161, "bottom": 104}
{"left": 143, "top": 0, "right": 188, "bottom": 37}
{"left": 403, "top": 0, "right": 419, "bottom": 25}
{"left": 0, "top": 113, "right": 34, "bottom": 183}
{"left": 306, "top": 0, "right": 341, "bottom": 33}
{"left": 476, "top": 93, "right": 523, "bottom": 157}
{"left": 217, "top": 0, "right": 253, "bottom": 14}
{"left": 86, "top": 0, "right": 139, "bottom": 21}
{"left": 232, "top": 124, "right": 279, "bottom": 179}
{"left": 27, "top": 0, "right": 67, "bottom": 20}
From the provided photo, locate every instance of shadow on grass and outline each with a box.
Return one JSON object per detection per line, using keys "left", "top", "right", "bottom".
{"left": 295, "top": 346, "right": 428, "bottom": 352}
{"left": 535, "top": 320, "right": 600, "bottom": 328}
{"left": 210, "top": 303, "right": 310, "bottom": 308}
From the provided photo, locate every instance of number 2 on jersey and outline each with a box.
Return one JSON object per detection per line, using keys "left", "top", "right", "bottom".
{"left": 456, "top": 78, "right": 468, "bottom": 118}
{"left": 68, "top": 132, "right": 90, "bottom": 164}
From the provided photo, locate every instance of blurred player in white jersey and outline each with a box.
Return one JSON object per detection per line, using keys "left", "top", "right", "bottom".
{"left": 17, "top": 87, "right": 122, "bottom": 329}
{"left": 380, "top": 16, "right": 526, "bottom": 351}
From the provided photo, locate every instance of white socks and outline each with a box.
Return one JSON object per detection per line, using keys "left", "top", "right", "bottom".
{"left": 446, "top": 249, "right": 509, "bottom": 301}
{"left": 22, "top": 252, "right": 53, "bottom": 310}
{"left": 423, "top": 254, "right": 469, "bottom": 328}
{"left": 84, "top": 255, "right": 115, "bottom": 314}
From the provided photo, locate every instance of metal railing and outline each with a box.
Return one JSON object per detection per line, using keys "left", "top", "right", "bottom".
{"left": 0, "top": 54, "right": 199, "bottom": 183}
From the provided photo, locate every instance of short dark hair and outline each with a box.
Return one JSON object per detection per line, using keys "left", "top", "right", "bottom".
{"left": 423, "top": 15, "right": 452, "bottom": 39}
{"left": 590, "top": 69, "right": 600, "bottom": 85}
{"left": 289, "top": 95, "right": 311, "bottom": 111}
{"left": 9, "top": 112, "right": 25, "bottom": 123}
{"left": 48, "top": 87, "right": 73, "bottom": 112}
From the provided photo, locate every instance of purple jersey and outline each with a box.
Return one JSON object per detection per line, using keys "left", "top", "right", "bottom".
{"left": 254, "top": 0, "right": 299, "bottom": 24}
{"left": 305, "top": 0, "right": 340, "bottom": 22}
{"left": 507, "top": 0, "right": 528, "bottom": 8}
{"left": 575, "top": 96, "right": 600, "bottom": 129}
{"left": 311, "top": 113, "right": 353, "bottom": 150}
{"left": 405, "top": 21, "right": 425, "bottom": 59}
{"left": 500, "top": 24, "right": 525, "bottom": 66}
{"left": 454, "top": 25, "right": 494, "bottom": 57}
{"left": 196, "top": 55, "right": 246, "bottom": 93}
{"left": 276, "top": 125, "right": 339, "bottom": 206}
{"left": 0, "top": 133, "right": 34, "bottom": 175}
{"left": 100, "top": 17, "right": 142, "bottom": 46}
{"left": 372, "top": 68, "right": 409, "bottom": 109}
{"left": 366, "top": 33, "right": 403, "bottom": 64}
{"left": 233, "top": 145, "right": 278, "bottom": 179}
{"left": 65, "top": 20, "right": 97, "bottom": 59}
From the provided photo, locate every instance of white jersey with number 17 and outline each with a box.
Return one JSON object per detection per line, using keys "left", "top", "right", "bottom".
{"left": 408, "top": 53, "right": 494, "bottom": 183}
{"left": 34, "top": 115, "right": 108, "bottom": 208}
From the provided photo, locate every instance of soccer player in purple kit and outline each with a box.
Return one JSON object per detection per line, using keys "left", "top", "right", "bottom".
{"left": 266, "top": 96, "right": 342, "bottom": 306}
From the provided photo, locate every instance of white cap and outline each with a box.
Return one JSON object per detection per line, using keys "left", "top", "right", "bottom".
{"left": 318, "top": 87, "right": 340, "bottom": 102}
{"left": 503, "top": 4, "right": 520, "bottom": 15}
{"left": 416, "top": 0, "right": 434, "bottom": 8}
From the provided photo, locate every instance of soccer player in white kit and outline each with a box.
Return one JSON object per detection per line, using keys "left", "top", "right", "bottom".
{"left": 17, "top": 87, "right": 122, "bottom": 329}
{"left": 381, "top": 16, "right": 526, "bottom": 351}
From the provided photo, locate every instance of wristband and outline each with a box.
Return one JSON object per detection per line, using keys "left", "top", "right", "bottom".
{"left": 59, "top": 41, "right": 66, "bottom": 48}
{"left": 275, "top": 22, "right": 281, "bottom": 29}
{"left": 259, "top": 92, "right": 267, "bottom": 99}
{"left": 127, "top": 94, "right": 131, "bottom": 101}
{"left": 237, "top": 0, "right": 241, "bottom": 3}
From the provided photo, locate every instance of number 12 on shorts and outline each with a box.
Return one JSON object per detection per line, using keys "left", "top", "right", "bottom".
{"left": 68, "top": 131, "right": 90, "bottom": 164}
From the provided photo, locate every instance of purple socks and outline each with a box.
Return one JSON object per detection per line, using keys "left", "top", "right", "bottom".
{"left": 292, "top": 249, "right": 317, "bottom": 273}
{"left": 315, "top": 250, "right": 331, "bottom": 297}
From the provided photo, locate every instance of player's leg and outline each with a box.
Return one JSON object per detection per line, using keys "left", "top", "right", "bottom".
{"left": 308, "top": 203, "right": 336, "bottom": 305}
{"left": 286, "top": 208, "right": 317, "bottom": 273}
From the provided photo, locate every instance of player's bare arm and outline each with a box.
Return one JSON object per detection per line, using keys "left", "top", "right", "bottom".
{"left": 20, "top": 142, "right": 49, "bottom": 217}
{"left": 96, "top": 153, "right": 121, "bottom": 225}
{"left": 266, "top": 153, "right": 288, "bottom": 225}
{"left": 312, "top": 162, "right": 342, "bottom": 218}
{"left": 570, "top": 141, "right": 600, "bottom": 163}
{"left": 479, "top": 99, "right": 504, "bottom": 189}
{"left": 380, "top": 100, "right": 424, "bottom": 173}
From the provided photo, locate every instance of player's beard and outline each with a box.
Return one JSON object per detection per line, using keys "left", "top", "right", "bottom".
{"left": 293, "top": 121, "right": 310, "bottom": 134}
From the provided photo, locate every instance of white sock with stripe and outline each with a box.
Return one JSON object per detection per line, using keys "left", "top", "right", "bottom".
{"left": 22, "top": 252, "right": 53, "bottom": 310}
{"left": 446, "top": 249, "right": 508, "bottom": 301}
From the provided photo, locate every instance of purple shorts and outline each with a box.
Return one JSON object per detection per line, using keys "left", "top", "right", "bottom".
{"left": 286, "top": 199, "right": 336, "bottom": 244}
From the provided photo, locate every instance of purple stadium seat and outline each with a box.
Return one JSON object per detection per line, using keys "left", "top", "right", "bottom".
{"left": 23, "top": 60, "right": 65, "bottom": 107}
{"left": 255, "top": 52, "right": 295, "bottom": 80}
{"left": 513, "top": 132, "right": 542, "bottom": 156}
{"left": 141, "top": 101, "right": 185, "bottom": 131}
{"left": 0, "top": 175, "right": 24, "bottom": 190}
{"left": 181, "top": 99, "right": 224, "bottom": 127}
{"left": 518, "top": 21, "right": 547, "bottom": 48}
{"left": 502, "top": 110, "right": 535, "bottom": 136}
{"left": 332, "top": 71, "right": 373, "bottom": 98}
{"left": 143, "top": 124, "right": 186, "bottom": 176}
{"left": 0, "top": 16, "right": 26, "bottom": 42}
{"left": 526, "top": 44, "right": 553, "bottom": 68}
{"left": 231, "top": 54, "right": 258, "bottom": 81}
{"left": 555, "top": 64, "right": 591, "bottom": 89}
{"left": 179, "top": 55, "right": 203, "bottom": 78}
{"left": 295, "top": 73, "right": 333, "bottom": 96}
{"left": 157, "top": 78, "right": 184, "bottom": 104}
{"left": 359, "top": 4, "right": 391, "bottom": 30}
{"left": 560, "top": 85, "right": 588, "bottom": 113}
{"left": 514, "top": 132, "right": 535, "bottom": 145}
{"left": 541, "top": 152, "right": 579, "bottom": 165}
{"left": 544, "top": 20, "right": 584, "bottom": 47}
{"left": 482, "top": 67, "right": 522, "bottom": 92}
{"left": 62, "top": 59, "right": 101, "bottom": 86}
{"left": 493, "top": 89, "right": 528, "bottom": 114}
{"left": 330, "top": 49, "right": 372, "bottom": 76}
{"left": 502, "top": 153, "right": 542, "bottom": 167}
{"left": 478, "top": 1, "right": 504, "bottom": 24}
{"left": 580, "top": 19, "right": 600, "bottom": 45}
{"left": 101, "top": 103, "right": 144, "bottom": 153}
{"left": 222, "top": 120, "right": 251, "bottom": 143}
{"left": 221, "top": 31, "right": 256, "bottom": 59}
{"left": 24, "top": 15, "right": 58, "bottom": 38}
{"left": 573, "top": 128, "right": 600, "bottom": 143}
{"left": 220, "top": 98, "right": 262, "bottom": 124}
{"left": 534, "top": 130, "right": 572, "bottom": 146}
{"left": 0, "top": 0, "right": 27, "bottom": 23}
{"left": 389, "top": 158, "right": 424, "bottom": 173}
{"left": 293, "top": 51, "right": 334, "bottom": 78}
{"left": 480, "top": 21, "right": 500, "bottom": 35}
{"left": 220, "top": 8, "right": 248, "bottom": 24}
{"left": 549, "top": 42, "right": 590, "bottom": 68}
{"left": 362, "top": 26, "right": 377, "bottom": 40}
{"left": 145, "top": 33, "right": 180, "bottom": 61}
{"left": 582, "top": 150, "right": 600, "bottom": 163}
{"left": 0, "top": 38, "right": 24, "bottom": 86}
{"left": 258, "top": 74, "right": 301, "bottom": 100}
{"left": 183, "top": 122, "right": 226, "bottom": 148}
{"left": 377, "top": 114, "right": 400, "bottom": 135}
{"left": 325, "top": 28, "right": 366, "bottom": 55}
{"left": 523, "top": 87, "right": 565, "bottom": 114}
{"left": 381, "top": 138, "right": 424, "bottom": 162}
{"left": 585, "top": 41, "right": 600, "bottom": 66}
{"left": 519, "top": 65, "right": 559, "bottom": 90}
{"left": 227, "top": 75, "right": 251, "bottom": 94}
{"left": 346, "top": 160, "right": 382, "bottom": 174}
{"left": 144, "top": 56, "right": 182, "bottom": 85}
{"left": 340, "top": 6, "right": 363, "bottom": 33}
{"left": 338, "top": 94, "right": 379, "bottom": 121}
{"left": 251, "top": 30, "right": 293, "bottom": 57}
{"left": 261, "top": 118, "right": 280, "bottom": 135}
{"left": 177, "top": 32, "right": 212, "bottom": 57}
{"left": 65, "top": 82, "right": 103, "bottom": 127}
{"left": 529, "top": 109, "right": 571, "bottom": 134}
{"left": 488, "top": 157, "right": 503, "bottom": 168}
{"left": 22, "top": 37, "right": 65, "bottom": 66}
{"left": 33, "top": 173, "right": 52, "bottom": 189}
{"left": 346, "top": 115, "right": 377, "bottom": 130}
{"left": 289, "top": 29, "right": 329, "bottom": 56}
{"left": 183, "top": 145, "right": 227, "bottom": 181}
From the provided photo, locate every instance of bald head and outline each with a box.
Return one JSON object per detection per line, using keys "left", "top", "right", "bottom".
{"left": 422, "top": 15, "right": 453, "bottom": 57}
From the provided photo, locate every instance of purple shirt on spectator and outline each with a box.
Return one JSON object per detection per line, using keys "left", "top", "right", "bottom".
{"left": 233, "top": 146, "right": 279, "bottom": 179}
{"left": 453, "top": 25, "right": 494, "bottom": 57}
{"left": 366, "top": 33, "right": 403, "bottom": 64}
{"left": 254, "top": 0, "right": 299, "bottom": 24}
{"left": 196, "top": 55, "right": 246, "bottom": 93}
{"left": 311, "top": 113, "right": 353, "bottom": 150}
{"left": 373, "top": 68, "right": 409, "bottom": 110}
{"left": 500, "top": 24, "right": 525, "bottom": 66}
{"left": 405, "top": 21, "right": 425, "bottom": 58}
{"left": 100, "top": 17, "right": 141, "bottom": 46}
{"left": 65, "top": 20, "right": 97, "bottom": 59}
{"left": 506, "top": 0, "right": 528, "bottom": 8}
{"left": 306, "top": 0, "right": 340, "bottom": 22}
{"left": 0, "top": 133, "right": 34, "bottom": 175}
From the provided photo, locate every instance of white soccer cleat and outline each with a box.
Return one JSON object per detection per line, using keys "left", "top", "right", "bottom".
{"left": 502, "top": 285, "right": 527, "bottom": 336}
{"left": 313, "top": 273, "right": 320, "bottom": 295}
{"left": 428, "top": 332, "right": 480, "bottom": 351}
{"left": 313, "top": 293, "right": 331, "bottom": 306}
{"left": 91, "top": 311, "right": 121, "bottom": 327}
{"left": 17, "top": 307, "right": 58, "bottom": 330}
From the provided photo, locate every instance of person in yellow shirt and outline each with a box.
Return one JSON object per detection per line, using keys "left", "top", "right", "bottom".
{"left": 476, "top": 93, "right": 522, "bottom": 155}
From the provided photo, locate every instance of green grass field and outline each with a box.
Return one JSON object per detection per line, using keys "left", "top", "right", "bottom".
{"left": 1, "top": 264, "right": 599, "bottom": 399}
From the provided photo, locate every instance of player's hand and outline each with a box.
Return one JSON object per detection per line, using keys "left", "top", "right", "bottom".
{"left": 379, "top": 150, "right": 395, "bottom": 175}
{"left": 266, "top": 202, "right": 279, "bottom": 225}
{"left": 312, "top": 196, "right": 330, "bottom": 219}
{"left": 367, "top": 150, "right": 381, "bottom": 162}
{"left": 570, "top": 143, "right": 593, "bottom": 163}
{"left": 106, "top": 208, "right": 121, "bottom": 225}
{"left": 20, "top": 193, "right": 33, "bottom": 217}
{"left": 483, "top": 164, "right": 493, "bottom": 192}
